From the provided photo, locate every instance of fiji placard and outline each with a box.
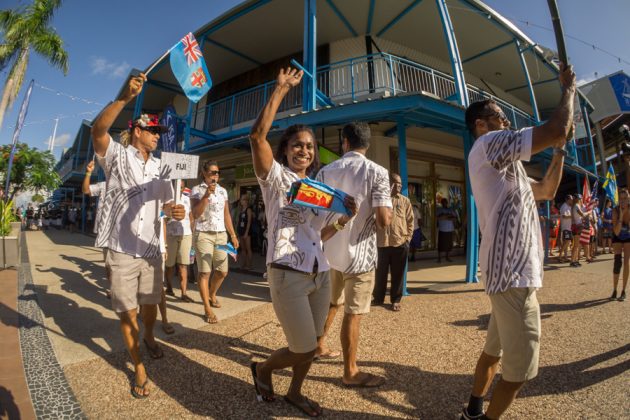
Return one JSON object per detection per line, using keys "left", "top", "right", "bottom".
{"left": 160, "top": 152, "right": 199, "bottom": 180}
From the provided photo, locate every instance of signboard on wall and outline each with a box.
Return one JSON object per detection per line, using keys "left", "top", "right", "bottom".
{"left": 609, "top": 73, "right": 630, "bottom": 112}
{"left": 235, "top": 164, "right": 256, "bottom": 179}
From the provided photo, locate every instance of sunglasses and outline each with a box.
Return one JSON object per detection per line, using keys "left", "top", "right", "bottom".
{"left": 206, "top": 170, "right": 220, "bottom": 176}
{"left": 140, "top": 126, "right": 163, "bottom": 135}
{"left": 480, "top": 109, "right": 509, "bottom": 122}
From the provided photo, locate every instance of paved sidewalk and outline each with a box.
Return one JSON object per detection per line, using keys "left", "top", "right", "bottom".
{"left": 11, "top": 230, "right": 630, "bottom": 418}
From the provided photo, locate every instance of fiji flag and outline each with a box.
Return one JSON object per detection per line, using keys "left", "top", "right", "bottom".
{"left": 603, "top": 166, "right": 618, "bottom": 206}
{"left": 170, "top": 33, "right": 212, "bottom": 103}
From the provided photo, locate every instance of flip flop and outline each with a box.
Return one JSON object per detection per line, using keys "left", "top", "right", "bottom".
{"left": 143, "top": 339, "right": 164, "bottom": 359}
{"left": 284, "top": 395, "right": 322, "bottom": 417}
{"left": 391, "top": 303, "right": 401, "bottom": 312}
{"left": 250, "top": 362, "right": 275, "bottom": 402}
{"left": 164, "top": 288, "right": 175, "bottom": 297}
{"left": 209, "top": 298, "right": 222, "bottom": 308}
{"left": 181, "top": 294, "right": 194, "bottom": 303}
{"left": 162, "top": 323, "right": 175, "bottom": 335}
{"left": 204, "top": 313, "right": 218, "bottom": 324}
{"left": 313, "top": 350, "right": 341, "bottom": 361}
{"left": 131, "top": 379, "right": 149, "bottom": 399}
{"left": 342, "top": 373, "right": 385, "bottom": 388}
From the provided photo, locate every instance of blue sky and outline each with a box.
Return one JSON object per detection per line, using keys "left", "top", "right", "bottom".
{"left": 1, "top": 0, "right": 628, "bottom": 159}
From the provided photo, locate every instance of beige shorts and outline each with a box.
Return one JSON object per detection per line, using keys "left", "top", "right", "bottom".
{"left": 194, "top": 231, "right": 228, "bottom": 273}
{"left": 166, "top": 234, "right": 192, "bottom": 267}
{"left": 484, "top": 287, "right": 541, "bottom": 382}
{"left": 267, "top": 265, "right": 331, "bottom": 353}
{"left": 106, "top": 250, "right": 163, "bottom": 313}
{"left": 330, "top": 269, "right": 375, "bottom": 315}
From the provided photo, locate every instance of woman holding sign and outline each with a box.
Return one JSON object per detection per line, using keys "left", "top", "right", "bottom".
{"left": 248, "top": 67, "right": 356, "bottom": 417}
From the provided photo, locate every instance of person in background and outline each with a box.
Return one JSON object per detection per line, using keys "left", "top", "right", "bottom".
{"left": 611, "top": 188, "right": 630, "bottom": 302}
{"left": 236, "top": 194, "right": 254, "bottom": 270}
{"left": 409, "top": 202, "right": 424, "bottom": 262}
{"left": 558, "top": 194, "right": 573, "bottom": 262}
{"left": 549, "top": 202, "right": 560, "bottom": 256}
{"left": 436, "top": 198, "right": 457, "bottom": 263}
{"left": 602, "top": 198, "right": 613, "bottom": 254}
{"left": 570, "top": 194, "right": 587, "bottom": 267}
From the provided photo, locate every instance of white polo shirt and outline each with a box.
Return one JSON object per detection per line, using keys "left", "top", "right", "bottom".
{"left": 316, "top": 151, "right": 392, "bottom": 274}
{"left": 468, "top": 127, "right": 543, "bottom": 294}
{"left": 191, "top": 182, "right": 228, "bottom": 232}
{"left": 559, "top": 202, "right": 572, "bottom": 231}
{"left": 166, "top": 194, "right": 192, "bottom": 236}
{"left": 94, "top": 137, "right": 174, "bottom": 259}
{"left": 258, "top": 160, "right": 328, "bottom": 273}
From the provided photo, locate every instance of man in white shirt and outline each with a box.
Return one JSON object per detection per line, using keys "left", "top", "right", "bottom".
{"left": 315, "top": 122, "right": 392, "bottom": 387}
{"left": 165, "top": 181, "right": 194, "bottom": 302}
{"left": 91, "top": 73, "right": 185, "bottom": 399}
{"left": 558, "top": 194, "right": 574, "bottom": 262}
{"left": 460, "top": 64, "right": 575, "bottom": 420}
{"left": 191, "top": 161, "right": 239, "bottom": 324}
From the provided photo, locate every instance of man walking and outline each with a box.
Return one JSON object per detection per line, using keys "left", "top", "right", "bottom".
{"left": 460, "top": 63, "right": 575, "bottom": 419}
{"left": 191, "top": 160, "right": 239, "bottom": 324}
{"left": 91, "top": 73, "right": 185, "bottom": 399}
{"left": 315, "top": 122, "right": 392, "bottom": 387}
{"left": 165, "top": 180, "right": 194, "bottom": 303}
{"left": 437, "top": 198, "right": 457, "bottom": 263}
{"left": 373, "top": 173, "right": 414, "bottom": 311}
{"left": 558, "top": 194, "right": 573, "bottom": 262}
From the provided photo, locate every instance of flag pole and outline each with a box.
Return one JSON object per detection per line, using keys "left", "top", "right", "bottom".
{"left": 145, "top": 45, "right": 176, "bottom": 75}
{"left": 547, "top": 0, "right": 568, "bottom": 65}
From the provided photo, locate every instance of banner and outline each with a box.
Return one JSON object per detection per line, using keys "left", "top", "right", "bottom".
{"left": 159, "top": 105, "right": 177, "bottom": 153}
{"left": 5, "top": 79, "right": 34, "bottom": 198}
{"left": 602, "top": 166, "right": 618, "bottom": 206}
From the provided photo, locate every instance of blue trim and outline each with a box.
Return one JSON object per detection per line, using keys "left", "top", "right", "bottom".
{"left": 461, "top": 40, "right": 513, "bottom": 64}
{"left": 435, "top": 0, "right": 468, "bottom": 107}
{"left": 185, "top": 101, "right": 193, "bottom": 151}
{"left": 505, "top": 77, "right": 556, "bottom": 93}
{"left": 303, "top": 0, "right": 317, "bottom": 112}
{"left": 376, "top": 0, "right": 423, "bottom": 37}
{"left": 205, "top": 37, "right": 262, "bottom": 65}
{"left": 580, "top": 99, "right": 597, "bottom": 174}
{"left": 290, "top": 59, "right": 334, "bottom": 106}
{"left": 325, "top": 0, "right": 357, "bottom": 37}
{"left": 74, "top": 124, "right": 84, "bottom": 169}
{"left": 366, "top": 0, "right": 376, "bottom": 34}
{"left": 397, "top": 119, "right": 410, "bottom": 298}
{"left": 515, "top": 39, "right": 540, "bottom": 122}
{"left": 463, "top": 131, "right": 479, "bottom": 283}
{"left": 198, "top": 0, "right": 272, "bottom": 38}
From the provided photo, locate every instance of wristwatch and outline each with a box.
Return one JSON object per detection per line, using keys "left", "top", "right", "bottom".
{"left": 333, "top": 219, "right": 345, "bottom": 231}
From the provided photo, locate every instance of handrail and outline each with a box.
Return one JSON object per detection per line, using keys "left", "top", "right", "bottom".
{"left": 194, "top": 52, "right": 536, "bottom": 136}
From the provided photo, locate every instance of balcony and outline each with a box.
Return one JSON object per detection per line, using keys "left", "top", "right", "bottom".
{"left": 190, "top": 53, "right": 536, "bottom": 146}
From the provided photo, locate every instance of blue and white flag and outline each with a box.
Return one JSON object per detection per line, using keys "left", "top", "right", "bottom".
{"left": 169, "top": 33, "right": 212, "bottom": 103}
{"left": 5, "top": 79, "right": 34, "bottom": 197}
{"left": 603, "top": 166, "right": 618, "bottom": 206}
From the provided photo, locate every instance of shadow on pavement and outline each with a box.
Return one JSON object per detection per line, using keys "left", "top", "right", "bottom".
{"left": 0, "top": 386, "right": 20, "bottom": 420}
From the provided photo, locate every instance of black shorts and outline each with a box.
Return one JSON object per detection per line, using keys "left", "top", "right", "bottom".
{"left": 561, "top": 230, "right": 573, "bottom": 241}
{"left": 612, "top": 234, "right": 630, "bottom": 244}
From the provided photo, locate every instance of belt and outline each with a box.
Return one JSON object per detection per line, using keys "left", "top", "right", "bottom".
{"left": 269, "top": 261, "right": 318, "bottom": 276}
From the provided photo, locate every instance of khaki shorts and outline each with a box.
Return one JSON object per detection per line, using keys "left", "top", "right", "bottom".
{"left": 106, "top": 250, "right": 163, "bottom": 313}
{"left": 330, "top": 269, "right": 375, "bottom": 315}
{"left": 267, "top": 265, "right": 330, "bottom": 353}
{"left": 484, "top": 287, "right": 541, "bottom": 382}
{"left": 194, "top": 231, "right": 228, "bottom": 273}
{"left": 166, "top": 234, "right": 192, "bottom": 267}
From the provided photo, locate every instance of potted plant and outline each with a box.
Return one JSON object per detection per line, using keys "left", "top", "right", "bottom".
{"left": 0, "top": 199, "right": 20, "bottom": 268}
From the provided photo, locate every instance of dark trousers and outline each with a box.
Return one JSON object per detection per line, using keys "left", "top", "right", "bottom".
{"left": 374, "top": 245, "right": 408, "bottom": 304}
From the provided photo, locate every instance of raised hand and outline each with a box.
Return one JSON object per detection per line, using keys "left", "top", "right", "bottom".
{"left": 277, "top": 67, "right": 303, "bottom": 90}
{"left": 122, "top": 73, "right": 147, "bottom": 102}
{"left": 558, "top": 63, "right": 575, "bottom": 92}
{"left": 86, "top": 160, "right": 95, "bottom": 173}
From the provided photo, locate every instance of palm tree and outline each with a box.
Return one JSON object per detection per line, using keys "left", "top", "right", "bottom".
{"left": 0, "top": 0, "right": 68, "bottom": 131}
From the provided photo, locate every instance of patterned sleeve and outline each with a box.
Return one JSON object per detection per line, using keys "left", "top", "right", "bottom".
{"left": 100, "top": 135, "right": 122, "bottom": 176}
{"left": 372, "top": 166, "right": 393, "bottom": 208}
{"left": 481, "top": 128, "right": 533, "bottom": 170}
{"left": 256, "top": 160, "right": 285, "bottom": 196}
{"left": 191, "top": 185, "right": 201, "bottom": 200}
{"left": 89, "top": 182, "right": 106, "bottom": 197}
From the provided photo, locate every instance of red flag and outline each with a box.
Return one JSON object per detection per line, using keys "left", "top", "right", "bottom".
{"left": 582, "top": 177, "right": 591, "bottom": 210}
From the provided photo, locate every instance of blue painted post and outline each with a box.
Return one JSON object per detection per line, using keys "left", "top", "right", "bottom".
{"left": 580, "top": 99, "right": 597, "bottom": 174}
{"left": 398, "top": 122, "right": 410, "bottom": 296}
{"left": 515, "top": 40, "right": 540, "bottom": 123}
{"left": 463, "top": 131, "right": 479, "bottom": 283}
{"left": 303, "top": 0, "right": 317, "bottom": 112}
{"left": 435, "top": 0, "right": 468, "bottom": 107}
{"left": 74, "top": 124, "right": 84, "bottom": 170}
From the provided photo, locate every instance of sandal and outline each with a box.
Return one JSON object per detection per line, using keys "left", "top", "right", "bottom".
{"left": 162, "top": 323, "right": 175, "bottom": 335}
{"left": 204, "top": 313, "right": 218, "bottom": 324}
{"left": 143, "top": 339, "right": 164, "bottom": 359}
{"left": 250, "top": 362, "right": 275, "bottom": 402}
{"left": 313, "top": 350, "right": 341, "bottom": 361}
{"left": 164, "top": 288, "right": 175, "bottom": 297}
{"left": 209, "top": 298, "right": 222, "bottom": 308}
{"left": 181, "top": 294, "right": 194, "bottom": 303}
{"left": 284, "top": 395, "right": 322, "bottom": 417}
{"left": 131, "top": 379, "right": 149, "bottom": 399}
{"left": 391, "top": 303, "right": 401, "bottom": 312}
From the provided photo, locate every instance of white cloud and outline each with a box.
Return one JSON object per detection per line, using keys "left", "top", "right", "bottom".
{"left": 90, "top": 56, "right": 130, "bottom": 78}
{"left": 51, "top": 133, "right": 71, "bottom": 148}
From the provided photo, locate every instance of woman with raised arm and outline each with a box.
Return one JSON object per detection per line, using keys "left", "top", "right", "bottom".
{"left": 248, "top": 67, "right": 355, "bottom": 418}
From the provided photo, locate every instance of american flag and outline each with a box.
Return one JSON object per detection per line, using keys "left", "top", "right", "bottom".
{"left": 181, "top": 33, "right": 203, "bottom": 66}
{"left": 583, "top": 178, "right": 598, "bottom": 211}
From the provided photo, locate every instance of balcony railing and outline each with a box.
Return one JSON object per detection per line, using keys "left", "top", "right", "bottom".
{"left": 194, "top": 53, "right": 535, "bottom": 136}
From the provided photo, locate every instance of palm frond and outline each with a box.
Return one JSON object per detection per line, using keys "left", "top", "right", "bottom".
{"left": 0, "top": 44, "right": 18, "bottom": 72}
{"left": 5, "top": 48, "right": 29, "bottom": 108}
{"left": 27, "top": 0, "right": 63, "bottom": 27}
{"left": 32, "top": 30, "right": 68, "bottom": 74}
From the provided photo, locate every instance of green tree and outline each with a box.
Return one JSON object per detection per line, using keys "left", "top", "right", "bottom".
{"left": 0, "top": 0, "right": 69, "bottom": 130}
{"left": 0, "top": 143, "right": 61, "bottom": 201}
